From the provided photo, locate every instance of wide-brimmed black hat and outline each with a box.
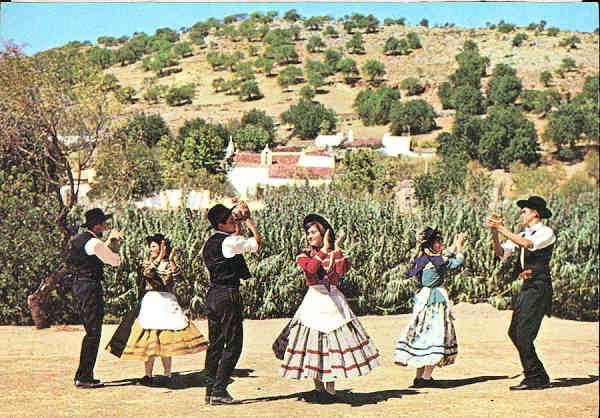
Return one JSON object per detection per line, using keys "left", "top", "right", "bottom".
{"left": 83, "top": 208, "right": 112, "bottom": 229}
{"left": 302, "top": 213, "right": 334, "bottom": 235}
{"left": 207, "top": 204, "right": 232, "bottom": 229}
{"left": 517, "top": 196, "right": 552, "bottom": 219}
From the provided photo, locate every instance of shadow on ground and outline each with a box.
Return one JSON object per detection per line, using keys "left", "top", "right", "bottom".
{"left": 550, "top": 375, "right": 598, "bottom": 388}
{"left": 423, "top": 375, "right": 509, "bottom": 389}
{"left": 239, "top": 388, "right": 420, "bottom": 406}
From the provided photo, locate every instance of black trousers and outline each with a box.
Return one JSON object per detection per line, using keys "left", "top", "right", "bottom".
{"left": 508, "top": 279, "right": 552, "bottom": 381}
{"left": 204, "top": 286, "right": 244, "bottom": 393}
{"left": 72, "top": 279, "right": 104, "bottom": 382}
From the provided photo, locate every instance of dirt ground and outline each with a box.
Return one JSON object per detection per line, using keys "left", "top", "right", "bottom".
{"left": 2, "top": 303, "right": 598, "bottom": 418}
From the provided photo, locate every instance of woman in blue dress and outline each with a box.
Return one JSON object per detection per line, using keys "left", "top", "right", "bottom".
{"left": 394, "top": 227, "right": 467, "bottom": 388}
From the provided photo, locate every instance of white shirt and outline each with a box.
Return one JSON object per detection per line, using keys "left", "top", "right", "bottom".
{"left": 83, "top": 233, "right": 121, "bottom": 267}
{"left": 500, "top": 222, "right": 556, "bottom": 268}
{"left": 217, "top": 232, "right": 259, "bottom": 258}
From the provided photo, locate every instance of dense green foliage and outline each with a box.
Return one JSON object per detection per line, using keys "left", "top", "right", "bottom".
{"left": 353, "top": 85, "right": 401, "bottom": 126}
{"left": 280, "top": 99, "right": 337, "bottom": 140}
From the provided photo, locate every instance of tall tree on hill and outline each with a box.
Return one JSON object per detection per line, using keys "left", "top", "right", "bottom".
{"left": 0, "top": 43, "right": 116, "bottom": 328}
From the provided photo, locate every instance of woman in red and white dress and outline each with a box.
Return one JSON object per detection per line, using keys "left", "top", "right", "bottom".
{"left": 279, "top": 214, "right": 382, "bottom": 400}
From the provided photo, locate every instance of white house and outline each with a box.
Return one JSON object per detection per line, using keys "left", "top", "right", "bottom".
{"left": 315, "top": 132, "right": 343, "bottom": 148}
{"left": 228, "top": 147, "right": 335, "bottom": 197}
{"left": 381, "top": 133, "right": 412, "bottom": 156}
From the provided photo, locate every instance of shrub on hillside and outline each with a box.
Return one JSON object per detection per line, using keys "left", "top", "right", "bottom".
{"left": 280, "top": 99, "right": 337, "bottom": 140}
{"left": 352, "top": 85, "right": 401, "bottom": 126}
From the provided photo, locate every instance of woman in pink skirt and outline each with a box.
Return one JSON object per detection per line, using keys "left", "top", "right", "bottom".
{"left": 278, "top": 214, "right": 382, "bottom": 401}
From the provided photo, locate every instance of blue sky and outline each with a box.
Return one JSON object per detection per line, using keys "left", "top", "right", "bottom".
{"left": 1, "top": 2, "right": 598, "bottom": 55}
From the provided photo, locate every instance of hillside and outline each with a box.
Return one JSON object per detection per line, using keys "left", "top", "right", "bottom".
{"left": 103, "top": 19, "right": 599, "bottom": 150}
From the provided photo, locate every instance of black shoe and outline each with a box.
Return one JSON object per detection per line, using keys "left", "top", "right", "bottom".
{"left": 412, "top": 377, "right": 437, "bottom": 388}
{"left": 205, "top": 387, "right": 212, "bottom": 405}
{"left": 510, "top": 379, "right": 551, "bottom": 391}
{"left": 74, "top": 379, "right": 104, "bottom": 389}
{"left": 210, "top": 390, "right": 237, "bottom": 405}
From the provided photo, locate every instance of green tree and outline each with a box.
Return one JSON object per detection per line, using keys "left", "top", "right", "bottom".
{"left": 540, "top": 71, "right": 553, "bottom": 87}
{"left": 280, "top": 99, "right": 337, "bottom": 140}
{"left": 174, "top": 125, "right": 228, "bottom": 173}
{"left": 390, "top": 99, "right": 437, "bottom": 135}
{"left": 340, "top": 149, "right": 380, "bottom": 194}
{"left": 173, "top": 41, "right": 193, "bottom": 58}
{"left": 240, "top": 109, "right": 275, "bottom": 142}
{"left": 324, "top": 25, "right": 339, "bottom": 38}
{"left": 478, "top": 105, "right": 539, "bottom": 169}
{"left": 512, "top": 32, "right": 528, "bottom": 47}
{"left": 487, "top": 65, "right": 522, "bottom": 105}
{"left": 353, "top": 86, "right": 401, "bottom": 126}
{"left": 346, "top": 32, "right": 365, "bottom": 54}
{"left": 453, "top": 85, "right": 486, "bottom": 115}
{"left": 116, "top": 112, "right": 170, "bottom": 147}
{"left": 284, "top": 9, "right": 301, "bottom": 22}
{"left": 277, "top": 65, "right": 303, "bottom": 91}
{"left": 300, "top": 85, "right": 316, "bottom": 101}
{"left": 307, "top": 36, "right": 326, "bottom": 53}
{"left": 89, "top": 132, "right": 162, "bottom": 202}
{"left": 238, "top": 80, "right": 262, "bottom": 101}
{"left": 400, "top": 77, "right": 424, "bottom": 96}
{"left": 234, "top": 124, "right": 272, "bottom": 152}
{"left": 323, "top": 49, "right": 342, "bottom": 74}
{"left": 337, "top": 57, "right": 359, "bottom": 84}
{"left": 362, "top": 59, "right": 386, "bottom": 84}
{"left": 406, "top": 32, "right": 422, "bottom": 49}
{"left": 543, "top": 104, "right": 586, "bottom": 150}
{"left": 165, "top": 84, "right": 195, "bottom": 106}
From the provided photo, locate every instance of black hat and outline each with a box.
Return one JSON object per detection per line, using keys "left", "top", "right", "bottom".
{"left": 302, "top": 213, "right": 333, "bottom": 235}
{"left": 517, "top": 196, "right": 552, "bottom": 219}
{"left": 207, "top": 204, "right": 232, "bottom": 229}
{"left": 83, "top": 208, "right": 112, "bottom": 229}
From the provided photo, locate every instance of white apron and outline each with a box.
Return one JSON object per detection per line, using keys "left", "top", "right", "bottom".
{"left": 138, "top": 291, "right": 188, "bottom": 330}
{"left": 294, "top": 284, "right": 355, "bottom": 333}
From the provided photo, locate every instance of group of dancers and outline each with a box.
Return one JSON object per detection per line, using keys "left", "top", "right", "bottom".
{"left": 67, "top": 194, "right": 556, "bottom": 404}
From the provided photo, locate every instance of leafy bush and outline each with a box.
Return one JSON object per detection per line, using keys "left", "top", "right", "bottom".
{"left": 280, "top": 99, "right": 337, "bottom": 140}
{"left": 352, "top": 85, "right": 401, "bottom": 126}
{"left": 166, "top": 84, "right": 195, "bottom": 106}
{"left": 390, "top": 99, "right": 437, "bottom": 135}
{"left": 400, "top": 77, "right": 424, "bottom": 96}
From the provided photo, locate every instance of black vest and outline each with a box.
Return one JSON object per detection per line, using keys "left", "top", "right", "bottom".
{"left": 523, "top": 243, "right": 554, "bottom": 281}
{"left": 203, "top": 233, "right": 251, "bottom": 288}
{"left": 67, "top": 231, "right": 104, "bottom": 282}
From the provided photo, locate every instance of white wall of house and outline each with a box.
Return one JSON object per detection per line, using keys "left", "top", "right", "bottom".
{"left": 297, "top": 154, "right": 335, "bottom": 168}
{"left": 381, "top": 133, "right": 412, "bottom": 156}
{"left": 228, "top": 166, "right": 270, "bottom": 198}
{"left": 315, "top": 132, "right": 343, "bottom": 148}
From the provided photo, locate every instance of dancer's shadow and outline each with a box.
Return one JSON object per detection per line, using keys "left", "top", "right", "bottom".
{"left": 101, "top": 377, "right": 143, "bottom": 387}
{"left": 168, "top": 368, "right": 256, "bottom": 390}
{"left": 239, "top": 388, "right": 420, "bottom": 406}
{"left": 549, "top": 375, "right": 598, "bottom": 388}
{"left": 422, "top": 375, "right": 509, "bottom": 389}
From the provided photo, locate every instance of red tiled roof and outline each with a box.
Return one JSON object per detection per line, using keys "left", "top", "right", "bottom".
{"left": 344, "top": 138, "right": 382, "bottom": 149}
{"left": 269, "top": 165, "right": 334, "bottom": 180}
{"left": 233, "top": 153, "right": 301, "bottom": 165}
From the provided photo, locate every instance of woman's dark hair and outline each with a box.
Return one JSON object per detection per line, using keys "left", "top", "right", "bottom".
{"left": 418, "top": 227, "right": 442, "bottom": 251}
{"left": 145, "top": 233, "right": 172, "bottom": 259}
{"left": 304, "top": 221, "right": 334, "bottom": 252}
